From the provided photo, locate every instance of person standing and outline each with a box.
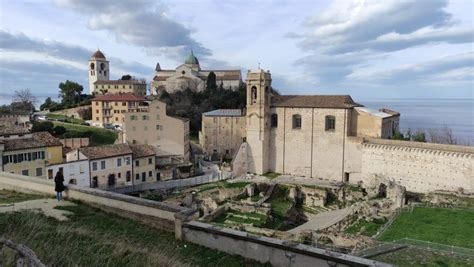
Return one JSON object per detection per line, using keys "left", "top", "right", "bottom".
{"left": 54, "top": 170, "right": 65, "bottom": 201}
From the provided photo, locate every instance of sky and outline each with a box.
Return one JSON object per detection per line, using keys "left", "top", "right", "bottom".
{"left": 0, "top": 0, "right": 473, "bottom": 100}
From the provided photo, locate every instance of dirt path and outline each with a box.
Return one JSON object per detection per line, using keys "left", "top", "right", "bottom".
{"left": 0, "top": 199, "right": 76, "bottom": 221}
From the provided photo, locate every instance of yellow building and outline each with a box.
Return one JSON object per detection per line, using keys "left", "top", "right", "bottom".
{"left": 0, "top": 132, "right": 63, "bottom": 178}
{"left": 93, "top": 79, "right": 147, "bottom": 96}
{"left": 130, "top": 144, "right": 157, "bottom": 183}
{"left": 91, "top": 93, "right": 147, "bottom": 127}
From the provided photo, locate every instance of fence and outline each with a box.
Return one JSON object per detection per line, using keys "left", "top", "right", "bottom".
{"left": 108, "top": 171, "right": 233, "bottom": 194}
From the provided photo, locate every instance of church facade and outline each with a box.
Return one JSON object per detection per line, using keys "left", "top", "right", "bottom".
{"left": 150, "top": 51, "right": 242, "bottom": 95}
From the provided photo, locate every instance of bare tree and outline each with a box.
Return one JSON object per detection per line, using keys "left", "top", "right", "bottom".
{"left": 428, "top": 126, "right": 459, "bottom": 145}
{"left": 14, "top": 88, "right": 37, "bottom": 106}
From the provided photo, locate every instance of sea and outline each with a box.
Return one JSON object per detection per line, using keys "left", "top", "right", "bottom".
{"left": 362, "top": 99, "right": 474, "bottom": 145}
{"left": 1, "top": 95, "right": 472, "bottom": 144}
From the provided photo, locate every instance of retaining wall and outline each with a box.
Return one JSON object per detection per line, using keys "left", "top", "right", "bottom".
{"left": 182, "top": 221, "right": 390, "bottom": 267}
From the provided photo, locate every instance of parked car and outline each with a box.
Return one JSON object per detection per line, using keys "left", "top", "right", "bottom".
{"left": 103, "top": 123, "right": 115, "bottom": 130}
{"left": 57, "top": 118, "right": 66, "bottom": 122}
{"left": 80, "top": 122, "right": 90, "bottom": 126}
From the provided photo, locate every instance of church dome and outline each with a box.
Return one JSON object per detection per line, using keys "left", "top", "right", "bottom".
{"left": 91, "top": 49, "right": 106, "bottom": 60}
{"left": 185, "top": 50, "right": 199, "bottom": 65}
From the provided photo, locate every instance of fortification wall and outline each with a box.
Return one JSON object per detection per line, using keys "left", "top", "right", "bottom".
{"left": 357, "top": 139, "right": 473, "bottom": 193}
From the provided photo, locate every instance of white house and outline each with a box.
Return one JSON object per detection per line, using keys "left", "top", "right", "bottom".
{"left": 46, "top": 160, "right": 90, "bottom": 187}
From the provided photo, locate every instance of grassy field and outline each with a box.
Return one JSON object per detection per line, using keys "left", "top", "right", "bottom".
{"left": 262, "top": 172, "right": 281, "bottom": 180}
{"left": 214, "top": 209, "right": 268, "bottom": 226}
{"left": 196, "top": 181, "right": 251, "bottom": 192}
{"left": 0, "top": 191, "right": 268, "bottom": 267}
{"left": 345, "top": 218, "right": 386, "bottom": 236}
{"left": 47, "top": 113, "right": 85, "bottom": 124}
{"left": 53, "top": 122, "right": 117, "bottom": 145}
{"left": 379, "top": 207, "right": 474, "bottom": 248}
{"left": 0, "top": 190, "right": 47, "bottom": 204}
{"left": 372, "top": 246, "right": 474, "bottom": 267}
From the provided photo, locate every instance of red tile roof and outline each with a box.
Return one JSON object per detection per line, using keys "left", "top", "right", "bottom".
{"left": 271, "top": 95, "right": 361, "bottom": 109}
{"left": 92, "top": 93, "right": 146, "bottom": 102}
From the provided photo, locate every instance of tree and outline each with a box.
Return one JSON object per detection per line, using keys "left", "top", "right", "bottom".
{"left": 411, "top": 130, "right": 426, "bottom": 142}
{"left": 31, "top": 121, "right": 54, "bottom": 133}
{"left": 40, "top": 97, "right": 57, "bottom": 111}
{"left": 53, "top": 125, "right": 66, "bottom": 136}
{"left": 59, "top": 80, "right": 83, "bottom": 105}
{"left": 205, "top": 72, "right": 217, "bottom": 95}
{"left": 13, "top": 89, "right": 36, "bottom": 112}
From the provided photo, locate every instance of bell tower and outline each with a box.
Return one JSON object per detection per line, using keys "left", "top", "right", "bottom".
{"left": 245, "top": 68, "right": 272, "bottom": 174}
{"left": 88, "top": 49, "right": 110, "bottom": 94}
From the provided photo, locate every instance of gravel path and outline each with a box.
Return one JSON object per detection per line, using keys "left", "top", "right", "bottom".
{"left": 0, "top": 199, "right": 76, "bottom": 221}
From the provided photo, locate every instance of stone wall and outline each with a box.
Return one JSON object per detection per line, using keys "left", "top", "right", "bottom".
{"left": 356, "top": 139, "right": 473, "bottom": 193}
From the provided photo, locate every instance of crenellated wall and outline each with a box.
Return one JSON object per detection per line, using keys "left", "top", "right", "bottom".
{"left": 352, "top": 139, "right": 474, "bottom": 193}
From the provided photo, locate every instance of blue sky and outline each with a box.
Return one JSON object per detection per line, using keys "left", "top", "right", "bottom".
{"left": 0, "top": 0, "right": 472, "bottom": 100}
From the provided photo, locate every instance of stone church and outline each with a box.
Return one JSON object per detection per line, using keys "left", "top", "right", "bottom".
{"left": 150, "top": 50, "right": 243, "bottom": 95}
{"left": 200, "top": 68, "right": 401, "bottom": 182}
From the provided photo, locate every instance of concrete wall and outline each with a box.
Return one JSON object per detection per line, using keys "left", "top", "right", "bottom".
{"left": 356, "top": 139, "right": 474, "bottom": 193}
{"left": 60, "top": 138, "right": 90, "bottom": 148}
{"left": 183, "top": 221, "right": 388, "bottom": 267}
{"left": 51, "top": 105, "right": 91, "bottom": 120}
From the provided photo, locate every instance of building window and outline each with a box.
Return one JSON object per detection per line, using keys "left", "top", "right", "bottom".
{"left": 96, "top": 109, "right": 99, "bottom": 114}
{"left": 22, "top": 170, "right": 29, "bottom": 176}
{"left": 271, "top": 114, "right": 278, "bottom": 128}
{"left": 101, "top": 160, "right": 106, "bottom": 169}
{"left": 292, "top": 114, "right": 302, "bottom": 129}
{"left": 126, "top": 171, "right": 131, "bottom": 182}
{"left": 135, "top": 173, "right": 140, "bottom": 180}
{"left": 92, "top": 162, "right": 97, "bottom": 171}
{"left": 135, "top": 160, "right": 140, "bottom": 167}
{"left": 148, "top": 158, "right": 152, "bottom": 164}
{"left": 125, "top": 157, "right": 130, "bottom": 165}
{"left": 122, "top": 102, "right": 126, "bottom": 106}
{"left": 148, "top": 171, "right": 152, "bottom": 177}
{"left": 142, "top": 172, "right": 146, "bottom": 181}
{"left": 36, "top": 168, "right": 42, "bottom": 177}
{"left": 117, "top": 158, "right": 122, "bottom": 167}
{"left": 130, "top": 115, "right": 137, "bottom": 120}
{"left": 118, "top": 172, "right": 121, "bottom": 178}
{"left": 156, "top": 125, "right": 162, "bottom": 130}
{"left": 251, "top": 86, "right": 257, "bottom": 103}
{"left": 142, "top": 115, "right": 149, "bottom": 120}
{"left": 325, "top": 115, "right": 336, "bottom": 131}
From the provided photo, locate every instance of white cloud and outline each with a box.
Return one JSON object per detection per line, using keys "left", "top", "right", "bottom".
{"left": 54, "top": 0, "right": 211, "bottom": 60}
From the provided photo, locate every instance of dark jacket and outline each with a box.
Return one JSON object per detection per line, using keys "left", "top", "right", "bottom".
{"left": 54, "top": 172, "right": 65, "bottom": 192}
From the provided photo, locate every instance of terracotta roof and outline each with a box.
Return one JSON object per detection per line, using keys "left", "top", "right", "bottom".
{"left": 2, "top": 131, "right": 61, "bottom": 151}
{"left": 129, "top": 144, "right": 156, "bottom": 158}
{"left": 79, "top": 144, "right": 132, "bottom": 160}
{"left": 91, "top": 50, "right": 106, "bottom": 60}
{"left": 94, "top": 80, "right": 145, "bottom": 85}
{"left": 92, "top": 93, "right": 146, "bottom": 102}
{"left": 271, "top": 95, "right": 361, "bottom": 109}
{"left": 0, "top": 125, "right": 30, "bottom": 135}
{"left": 32, "top": 132, "right": 63, "bottom": 147}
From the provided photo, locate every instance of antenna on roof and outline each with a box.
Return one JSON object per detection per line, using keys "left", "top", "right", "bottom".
{"left": 258, "top": 62, "right": 261, "bottom": 69}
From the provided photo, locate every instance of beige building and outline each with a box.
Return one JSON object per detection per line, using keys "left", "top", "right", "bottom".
{"left": 151, "top": 50, "right": 242, "bottom": 95}
{"left": 351, "top": 107, "right": 400, "bottom": 139}
{"left": 88, "top": 49, "right": 147, "bottom": 96}
{"left": 91, "top": 93, "right": 146, "bottom": 127}
{"left": 123, "top": 100, "right": 190, "bottom": 163}
{"left": 93, "top": 79, "right": 147, "bottom": 96}
{"left": 0, "top": 132, "right": 63, "bottom": 178}
{"left": 130, "top": 144, "right": 157, "bottom": 183}
{"left": 199, "top": 109, "right": 246, "bottom": 160}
